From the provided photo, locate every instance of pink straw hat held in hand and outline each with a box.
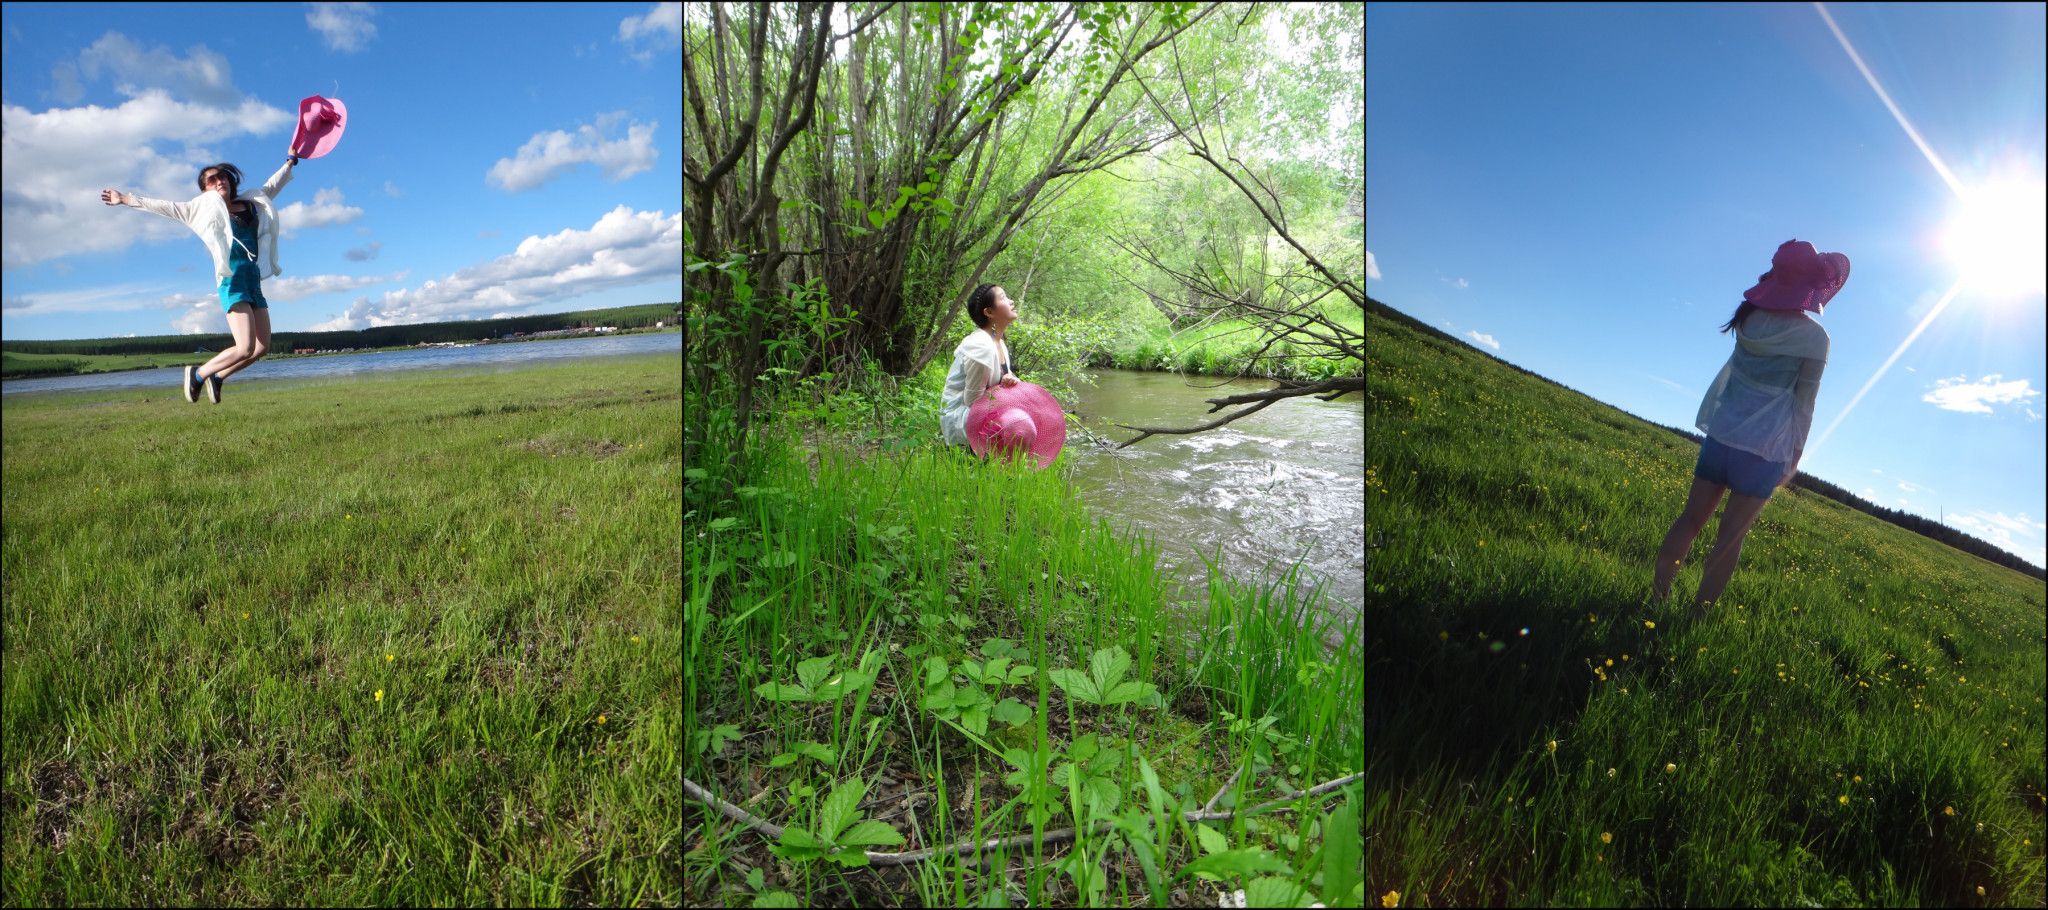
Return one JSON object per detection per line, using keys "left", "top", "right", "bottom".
{"left": 1743, "top": 239, "right": 1850, "bottom": 315}
{"left": 966, "top": 381, "right": 1067, "bottom": 469}
{"left": 290, "top": 95, "right": 347, "bottom": 160}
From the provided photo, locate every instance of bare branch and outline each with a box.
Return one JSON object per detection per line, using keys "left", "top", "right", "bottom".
{"left": 1114, "top": 376, "right": 1363, "bottom": 449}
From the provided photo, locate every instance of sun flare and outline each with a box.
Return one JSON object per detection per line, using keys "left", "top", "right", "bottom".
{"left": 1939, "top": 178, "right": 2048, "bottom": 300}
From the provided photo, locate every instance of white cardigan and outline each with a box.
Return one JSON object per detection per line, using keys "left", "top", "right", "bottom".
{"left": 940, "top": 328, "right": 1010, "bottom": 446}
{"left": 1695, "top": 308, "right": 1829, "bottom": 464}
{"left": 130, "top": 160, "right": 296, "bottom": 281}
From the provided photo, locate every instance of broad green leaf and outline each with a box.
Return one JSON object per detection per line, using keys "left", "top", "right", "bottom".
{"left": 1194, "top": 823, "right": 1229, "bottom": 855}
{"left": 981, "top": 657, "right": 1011, "bottom": 683}
{"left": 1047, "top": 667, "right": 1101, "bottom": 703}
{"left": 991, "top": 697, "right": 1032, "bottom": 727}
{"left": 838, "top": 819, "right": 906, "bottom": 847}
{"left": 795, "top": 656, "right": 836, "bottom": 693}
{"left": 867, "top": 210, "right": 885, "bottom": 228}
{"left": 793, "top": 741, "right": 836, "bottom": 764}
{"left": 751, "top": 892, "right": 802, "bottom": 908}
{"left": 1245, "top": 876, "right": 1316, "bottom": 908}
{"left": 916, "top": 181, "right": 935, "bottom": 194}
{"left": 1089, "top": 647, "right": 1131, "bottom": 689}
{"left": 922, "top": 680, "right": 956, "bottom": 710}
{"left": 962, "top": 702, "right": 989, "bottom": 736}
{"left": 1103, "top": 680, "right": 1156, "bottom": 706}
{"left": 825, "top": 848, "right": 872, "bottom": 868}
{"left": 816, "top": 777, "right": 867, "bottom": 840}
{"left": 777, "top": 825, "right": 825, "bottom": 853}
{"left": 922, "top": 655, "right": 949, "bottom": 687}
{"left": 1178, "top": 848, "right": 1295, "bottom": 881}
{"left": 1320, "top": 801, "right": 1363, "bottom": 907}
{"left": 753, "top": 681, "right": 813, "bottom": 702}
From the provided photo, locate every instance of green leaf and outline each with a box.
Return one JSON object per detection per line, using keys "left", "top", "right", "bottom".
{"left": 1194, "top": 823, "right": 1229, "bottom": 856}
{"left": 793, "top": 741, "right": 836, "bottom": 764}
{"left": 916, "top": 181, "right": 935, "bottom": 194}
{"left": 922, "top": 655, "right": 949, "bottom": 688}
{"left": 992, "top": 697, "right": 1032, "bottom": 727}
{"left": 1245, "top": 876, "right": 1316, "bottom": 908}
{"left": 1178, "top": 848, "right": 1295, "bottom": 882}
{"left": 980, "top": 657, "right": 1011, "bottom": 684}
{"left": 838, "top": 819, "right": 906, "bottom": 847}
{"left": 825, "top": 847, "right": 872, "bottom": 868}
{"left": 795, "top": 656, "right": 836, "bottom": 693}
{"left": 1047, "top": 667, "right": 1101, "bottom": 704}
{"left": 753, "top": 681, "right": 813, "bottom": 702}
{"left": 868, "top": 210, "right": 885, "bottom": 228}
{"left": 922, "top": 679, "right": 957, "bottom": 711}
{"left": 776, "top": 825, "right": 826, "bottom": 855}
{"left": 816, "top": 777, "right": 867, "bottom": 840}
{"left": 1089, "top": 646, "right": 1131, "bottom": 690}
{"left": 1320, "top": 801, "right": 1363, "bottom": 907}
{"left": 1103, "top": 680, "right": 1156, "bottom": 706}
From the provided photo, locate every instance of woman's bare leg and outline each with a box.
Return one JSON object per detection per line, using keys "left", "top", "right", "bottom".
{"left": 1694, "top": 491, "right": 1771, "bottom": 613}
{"left": 1654, "top": 476, "right": 1726, "bottom": 600}
{"left": 213, "top": 305, "right": 271, "bottom": 380}
{"left": 199, "top": 305, "right": 256, "bottom": 378}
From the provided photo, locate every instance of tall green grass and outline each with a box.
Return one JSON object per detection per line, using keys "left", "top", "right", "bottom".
{"left": 2, "top": 354, "right": 682, "bottom": 906}
{"left": 1365, "top": 303, "right": 2047, "bottom": 907}
{"left": 684, "top": 427, "right": 1364, "bottom": 907}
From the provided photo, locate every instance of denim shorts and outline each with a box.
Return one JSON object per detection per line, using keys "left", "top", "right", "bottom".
{"left": 1694, "top": 435, "right": 1787, "bottom": 498}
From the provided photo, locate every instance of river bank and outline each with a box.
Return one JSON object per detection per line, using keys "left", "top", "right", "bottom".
{"left": 0, "top": 326, "right": 680, "bottom": 380}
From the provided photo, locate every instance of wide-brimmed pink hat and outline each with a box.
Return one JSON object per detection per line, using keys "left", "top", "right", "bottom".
{"left": 1743, "top": 239, "right": 1849, "bottom": 314}
{"left": 966, "top": 382, "right": 1066, "bottom": 469}
{"left": 291, "top": 95, "right": 348, "bottom": 160}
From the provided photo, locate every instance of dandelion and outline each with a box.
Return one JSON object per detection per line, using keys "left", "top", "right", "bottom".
{"left": 1547, "top": 740, "right": 1558, "bottom": 755}
{"left": 1977, "top": 886, "right": 1985, "bottom": 896}
{"left": 1605, "top": 659, "right": 1613, "bottom": 667}
{"left": 1665, "top": 763, "right": 1677, "bottom": 774}
{"left": 241, "top": 611, "right": 250, "bottom": 620}
{"left": 598, "top": 714, "right": 607, "bottom": 725}
{"left": 631, "top": 635, "right": 642, "bottom": 643}
{"left": 1645, "top": 620, "right": 1656, "bottom": 629}
{"left": 1853, "top": 775, "right": 1862, "bottom": 783}
{"left": 1944, "top": 806, "right": 1956, "bottom": 816}
{"left": 1838, "top": 795, "right": 1849, "bottom": 805}
{"left": 1600, "top": 831, "right": 1612, "bottom": 844}
{"left": 374, "top": 689, "right": 384, "bottom": 702}
{"left": 1607, "top": 768, "right": 1617, "bottom": 778}
{"left": 1381, "top": 890, "right": 1400, "bottom": 908}
{"left": 386, "top": 654, "right": 394, "bottom": 663}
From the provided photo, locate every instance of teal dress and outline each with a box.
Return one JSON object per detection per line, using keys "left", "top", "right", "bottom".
{"left": 217, "top": 209, "right": 268, "bottom": 314}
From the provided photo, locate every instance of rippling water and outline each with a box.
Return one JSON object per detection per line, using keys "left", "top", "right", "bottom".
{"left": 1060, "top": 369, "right": 1364, "bottom": 639}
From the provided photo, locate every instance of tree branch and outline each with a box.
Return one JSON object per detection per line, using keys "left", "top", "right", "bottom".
{"left": 1114, "top": 377, "right": 1363, "bottom": 449}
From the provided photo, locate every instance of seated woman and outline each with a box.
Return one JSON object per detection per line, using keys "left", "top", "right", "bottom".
{"left": 940, "top": 283, "right": 1019, "bottom": 450}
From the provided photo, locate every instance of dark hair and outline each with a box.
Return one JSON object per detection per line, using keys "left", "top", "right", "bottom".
{"left": 197, "top": 162, "right": 242, "bottom": 197}
{"left": 966, "top": 283, "right": 998, "bottom": 329}
{"left": 1719, "top": 271, "right": 1770, "bottom": 334}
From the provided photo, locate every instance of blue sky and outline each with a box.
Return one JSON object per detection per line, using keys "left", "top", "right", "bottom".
{"left": 1368, "top": 2, "right": 2047, "bottom": 569}
{"left": 2, "top": 2, "right": 681, "bottom": 339}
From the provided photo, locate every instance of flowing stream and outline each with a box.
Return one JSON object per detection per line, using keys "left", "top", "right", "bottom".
{"left": 1057, "top": 369, "right": 1363, "bottom": 648}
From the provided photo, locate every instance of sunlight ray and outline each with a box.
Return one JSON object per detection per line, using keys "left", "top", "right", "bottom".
{"left": 1808, "top": 279, "right": 1965, "bottom": 459}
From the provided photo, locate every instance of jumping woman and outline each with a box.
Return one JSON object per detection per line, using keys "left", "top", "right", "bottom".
{"left": 1652, "top": 239, "right": 1848, "bottom": 619}
{"left": 101, "top": 152, "right": 300, "bottom": 403}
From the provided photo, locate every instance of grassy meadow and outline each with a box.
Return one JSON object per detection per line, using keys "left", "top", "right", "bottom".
{"left": 684, "top": 424, "right": 1365, "bottom": 907}
{"left": 1364, "top": 302, "right": 2047, "bottom": 906}
{"left": 1, "top": 353, "right": 682, "bottom": 906}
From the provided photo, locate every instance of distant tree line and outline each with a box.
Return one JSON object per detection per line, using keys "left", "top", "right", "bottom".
{"left": 1367, "top": 297, "right": 2046, "bottom": 582}
{"left": 2, "top": 303, "right": 681, "bottom": 357}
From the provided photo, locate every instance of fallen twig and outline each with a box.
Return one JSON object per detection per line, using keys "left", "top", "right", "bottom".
{"left": 684, "top": 771, "right": 1364, "bottom": 868}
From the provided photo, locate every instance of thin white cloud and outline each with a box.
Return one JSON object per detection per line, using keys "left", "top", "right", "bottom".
{"left": 617, "top": 2, "right": 682, "bottom": 62}
{"left": 1949, "top": 511, "right": 2048, "bottom": 569}
{"left": 306, "top": 206, "right": 680, "bottom": 331}
{"left": 1466, "top": 330, "right": 1499, "bottom": 351}
{"left": 167, "top": 272, "right": 406, "bottom": 334}
{"left": 486, "top": 113, "right": 660, "bottom": 192}
{"left": 275, "top": 187, "right": 364, "bottom": 239}
{"left": 1897, "top": 480, "right": 1927, "bottom": 494}
{"left": 67, "top": 32, "right": 244, "bottom": 106}
{"left": 306, "top": 2, "right": 378, "bottom": 54}
{"left": 1922, "top": 374, "right": 2041, "bottom": 415}
{"left": 1366, "top": 250, "right": 1380, "bottom": 281}
{"left": 1443, "top": 277, "right": 1468, "bottom": 289}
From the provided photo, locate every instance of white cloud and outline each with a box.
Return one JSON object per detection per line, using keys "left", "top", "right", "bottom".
{"left": 617, "top": 2, "right": 682, "bottom": 62}
{"left": 1897, "top": 480, "right": 1928, "bottom": 494}
{"left": 69, "top": 32, "right": 244, "bottom": 106}
{"left": 1466, "top": 330, "right": 1499, "bottom": 351}
{"left": 1443, "top": 277, "right": 1468, "bottom": 289}
{"left": 1949, "top": 511, "right": 2048, "bottom": 569}
{"left": 487, "top": 113, "right": 660, "bottom": 192}
{"left": 383, "top": 180, "right": 402, "bottom": 198}
{"left": 2, "top": 87, "right": 292, "bottom": 270}
{"left": 306, "top": 2, "right": 378, "bottom": 53}
{"left": 306, "top": 206, "right": 680, "bottom": 331}
{"left": 1366, "top": 250, "right": 1380, "bottom": 281}
{"left": 168, "top": 271, "right": 405, "bottom": 334}
{"left": 1922, "top": 374, "right": 2041, "bottom": 415}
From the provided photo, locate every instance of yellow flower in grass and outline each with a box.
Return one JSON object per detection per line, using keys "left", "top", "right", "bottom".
{"left": 386, "top": 653, "right": 394, "bottom": 663}
{"left": 1944, "top": 805, "right": 1955, "bottom": 817}
{"left": 1547, "top": 740, "right": 1558, "bottom": 755}
{"left": 1607, "top": 768, "right": 1617, "bottom": 778}
{"left": 374, "top": 689, "right": 384, "bottom": 702}
{"left": 1381, "top": 890, "right": 1400, "bottom": 908}
{"left": 1838, "top": 795, "right": 1849, "bottom": 805}
{"left": 1665, "top": 763, "right": 1677, "bottom": 774}
{"left": 631, "top": 635, "right": 642, "bottom": 643}
{"left": 1644, "top": 620, "right": 1655, "bottom": 629}
{"left": 1600, "top": 831, "right": 1612, "bottom": 844}
{"left": 598, "top": 713, "right": 607, "bottom": 725}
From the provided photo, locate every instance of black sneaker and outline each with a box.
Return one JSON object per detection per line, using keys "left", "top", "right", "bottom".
{"left": 206, "top": 374, "right": 222, "bottom": 404}
{"left": 183, "top": 366, "right": 199, "bottom": 402}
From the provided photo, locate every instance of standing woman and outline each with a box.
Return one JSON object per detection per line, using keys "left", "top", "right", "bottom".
{"left": 1652, "top": 240, "right": 1848, "bottom": 618}
{"left": 102, "top": 152, "right": 299, "bottom": 403}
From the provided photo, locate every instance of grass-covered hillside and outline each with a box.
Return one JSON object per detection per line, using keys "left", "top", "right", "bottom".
{"left": 1364, "top": 299, "right": 2046, "bottom": 907}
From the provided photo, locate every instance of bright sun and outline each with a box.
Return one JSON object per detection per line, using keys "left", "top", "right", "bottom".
{"left": 1939, "top": 178, "right": 2048, "bottom": 300}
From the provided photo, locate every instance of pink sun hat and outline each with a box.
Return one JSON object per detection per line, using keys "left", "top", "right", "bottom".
{"left": 966, "top": 381, "right": 1067, "bottom": 469}
{"left": 290, "top": 95, "right": 348, "bottom": 160}
{"left": 1743, "top": 239, "right": 1849, "bottom": 315}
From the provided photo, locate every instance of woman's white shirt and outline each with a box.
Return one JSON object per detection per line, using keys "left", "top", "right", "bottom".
{"left": 1695, "top": 308, "right": 1829, "bottom": 463}
{"left": 941, "top": 328, "right": 1007, "bottom": 446}
{"left": 126, "top": 160, "right": 295, "bottom": 280}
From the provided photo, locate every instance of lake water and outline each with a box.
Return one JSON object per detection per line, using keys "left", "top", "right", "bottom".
{"left": 1, "top": 331, "right": 682, "bottom": 397}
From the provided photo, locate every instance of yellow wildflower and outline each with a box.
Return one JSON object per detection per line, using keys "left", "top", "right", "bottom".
{"left": 1547, "top": 740, "right": 1558, "bottom": 755}
{"left": 1381, "top": 890, "right": 1400, "bottom": 908}
{"left": 1665, "top": 763, "right": 1676, "bottom": 774}
{"left": 1600, "top": 831, "right": 1612, "bottom": 844}
{"left": 1644, "top": 620, "right": 1655, "bottom": 629}
{"left": 1607, "top": 768, "right": 1617, "bottom": 778}
{"left": 1944, "top": 806, "right": 1955, "bottom": 816}
{"left": 1838, "top": 795, "right": 1849, "bottom": 805}
{"left": 374, "top": 689, "right": 383, "bottom": 702}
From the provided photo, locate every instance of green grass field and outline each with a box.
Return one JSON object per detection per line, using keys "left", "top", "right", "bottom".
{"left": 1364, "top": 301, "right": 2046, "bottom": 906}
{"left": 1, "top": 354, "right": 682, "bottom": 906}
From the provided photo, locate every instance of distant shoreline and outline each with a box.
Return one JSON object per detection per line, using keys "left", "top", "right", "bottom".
{"left": 1, "top": 326, "right": 679, "bottom": 381}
